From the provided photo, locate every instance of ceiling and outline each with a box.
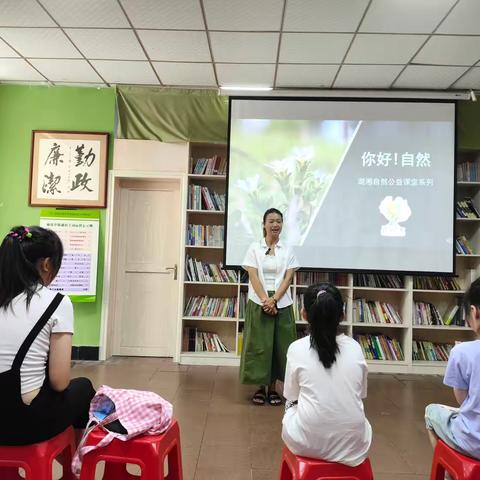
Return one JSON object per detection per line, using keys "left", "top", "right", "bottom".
{"left": 1, "top": 0, "right": 480, "bottom": 90}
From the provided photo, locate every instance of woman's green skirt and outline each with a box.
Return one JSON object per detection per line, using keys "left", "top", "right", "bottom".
{"left": 239, "top": 295, "right": 297, "bottom": 385}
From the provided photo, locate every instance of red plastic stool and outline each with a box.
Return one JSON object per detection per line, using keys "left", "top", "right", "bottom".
{"left": 79, "top": 419, "right": 183, "bottom": 480}
{"left": 0, "top": 427, "right": 76, "bottom": 480}
{"left": 430, "top": 440, "right": 480, "bottom": 480}
{"left": 279, "top": 446, "right": 374, "bottom": 480}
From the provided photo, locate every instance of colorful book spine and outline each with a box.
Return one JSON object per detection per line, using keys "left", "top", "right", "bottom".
{"left": 354, "top": 334, "right": 404, "bottom": 361}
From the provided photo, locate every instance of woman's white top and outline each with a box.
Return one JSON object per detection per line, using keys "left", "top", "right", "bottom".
{"left": 0, "top": 286, "right": 74, "bottom": 394}
{"left": 282, "top": 334, "right": 372, "bottom": 467}
{"left": 262, "top": 254, "right": 278, "bottom": 291}
{"left": 242, "top": 239, "right": 299, "bottom": 308}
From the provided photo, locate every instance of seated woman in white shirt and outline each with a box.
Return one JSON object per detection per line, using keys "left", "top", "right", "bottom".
{"left": 282, "top": 283, "right": 372, "bottom": 466}
{"left": 0, "top": 225, "right": 95, "bottom": 446}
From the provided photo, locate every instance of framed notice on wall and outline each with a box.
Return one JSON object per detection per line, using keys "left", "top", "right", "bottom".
{"left": 30, "top": 130, "right": 109, "bottom": 208}
{"left": 40, "top": 209, "right": 100, "bottom": 302}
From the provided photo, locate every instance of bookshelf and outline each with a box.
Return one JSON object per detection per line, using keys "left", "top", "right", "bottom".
{"left": 179, "top": 145, "right": 480, "bottom": 373}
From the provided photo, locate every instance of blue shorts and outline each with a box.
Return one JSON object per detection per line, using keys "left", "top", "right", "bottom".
{"left": 425, "top": 404, "right": 469, "bottom": 456}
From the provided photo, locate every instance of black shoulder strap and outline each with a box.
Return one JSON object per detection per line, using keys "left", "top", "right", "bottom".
{"left": 12, "top": 293, "right": 64, "bottom": 372}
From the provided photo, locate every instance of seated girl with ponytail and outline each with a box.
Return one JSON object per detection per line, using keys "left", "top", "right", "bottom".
{"left": 281, "top": 283, "right": 372, "bottom": 466}
{"left": 0, "top": 226, "right": 95, "bottom": 446}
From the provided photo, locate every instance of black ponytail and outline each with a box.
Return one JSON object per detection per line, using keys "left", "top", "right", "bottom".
{"left": 0, "top": 226, "right": 63, "bottom": 309}
{"left": 303, "top": 282, "right": 344, "bottom": 368}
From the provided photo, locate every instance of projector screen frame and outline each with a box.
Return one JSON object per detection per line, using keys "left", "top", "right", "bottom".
{"left": 223, "top": 95, "right": 458, "bottom": 277}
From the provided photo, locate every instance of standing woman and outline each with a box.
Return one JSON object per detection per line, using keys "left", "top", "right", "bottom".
{"left": 0, "top": 226, "right": 95, "bottom": 446}
{"left": 240, "top": 208, "right": 299, "bottom": 405}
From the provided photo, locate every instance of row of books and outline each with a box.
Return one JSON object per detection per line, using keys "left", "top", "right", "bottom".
{"left": 296, "top": 271, "right": 348, "bottom": 286}
{"left": 191, "top": 155, "right": 227, "bottom": 175}
{"left": 354, "top": 274, "right": 403, "bottom": 289}
{"left": 456, "top": 235, "right": 475, "bottom": 255}
{"left": 414, "top": 302, "right": 465, "bottom": 326}
{"left": 187, "top": 184, "right": 225, "bottom": 211}
{"left": 182, "top": 327, "right": 229, "bottom": 352}
{"left": 355, "top": 334, "right": 404, "bottom": 361}
{"left": 413, "top": 276, "right": 461, "bottom": 291}
{"left": 186, "top": 224, "right": 224, "bottom": 247}
{"left": 353, "top": 299, "right": 402, "bottom": 324}
{"left": 457, "top": 161, "right": 480, "bottom": 182}
{"left": 185, "top": 255, "right": 237, "bottom": 283}
{"left": 456, "top": 199, "right": 480, "bottom": 219}
{"left": 184, "top": 296, "right": 236, "bottom": 318}
{"left": 412, "top": 341, "right": 453, "bottom": 362}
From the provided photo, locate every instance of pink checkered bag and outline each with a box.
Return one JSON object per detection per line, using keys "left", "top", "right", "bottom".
{"left": 72, "top": 385, "right": 173, "bottom": 477}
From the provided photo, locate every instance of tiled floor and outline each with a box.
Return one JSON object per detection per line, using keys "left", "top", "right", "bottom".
{"left": 71, "top": 357, "right": 455, "bottom": 480}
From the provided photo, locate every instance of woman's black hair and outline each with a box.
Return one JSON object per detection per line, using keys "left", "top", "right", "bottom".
{"left": 0, "top": 226, "right": 63, "bottom": 309}
{"left": 303, "top": 282, "right": 344, "bottom": 369}
{"left": 262, "top": 208, "right": 283, "bottom": 237}
{"left": 463, "top": 278, "right": 480, "bottom": 312}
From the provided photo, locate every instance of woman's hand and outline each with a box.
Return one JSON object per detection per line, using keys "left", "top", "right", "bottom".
{"left": 262, "top": 297, "right": 278, "bottom": 315}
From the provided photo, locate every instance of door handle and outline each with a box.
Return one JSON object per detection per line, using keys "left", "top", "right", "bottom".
{"left": 166, "top": 264, "right": 178, "bottom": 280}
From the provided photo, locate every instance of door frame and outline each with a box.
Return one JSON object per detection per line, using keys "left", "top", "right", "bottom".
{"left": 99, "top": 170, "right": 187, "bottom": 362}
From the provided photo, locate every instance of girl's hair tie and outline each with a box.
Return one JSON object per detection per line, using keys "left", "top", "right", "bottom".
{"left": 8, "top": 227, "right": 32, "bottom": 242}
{"left": 316, "top": 289, "right": 326, "bottom": 299}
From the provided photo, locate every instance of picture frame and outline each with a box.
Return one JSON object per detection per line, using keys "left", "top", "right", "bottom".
{"left": 29, "top": 130, "right": 109, "bottom": 208}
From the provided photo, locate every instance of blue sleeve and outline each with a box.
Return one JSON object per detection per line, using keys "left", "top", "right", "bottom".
{"left": 444, "top": 346, "right": 469, "bottom": 390}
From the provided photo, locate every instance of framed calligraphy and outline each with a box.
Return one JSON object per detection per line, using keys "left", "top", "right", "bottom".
{"left": 29, "top": 130, "right": 109, "bottom": 208}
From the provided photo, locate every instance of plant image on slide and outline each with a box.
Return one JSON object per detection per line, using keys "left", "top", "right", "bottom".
{"left": 379, "top": 196, "right": 412, "bottom": 237}
{"left": 228, "top": 119, "right": 359, "bottom": 246}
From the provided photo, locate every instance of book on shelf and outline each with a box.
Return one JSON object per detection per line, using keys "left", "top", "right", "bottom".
{"left": 457, "top": 160, "right": 479, "bottom": 182}
{"left": 182, "top": 327, "right": 229, "bottom": 353}
{"left": 414, "top": 302, "right": 443, "bottom": 325}
{"left": 184, "top": 296, "right": 236, "bottom": 317}
{"left": 185, "top": 255, "right": 237, "bottom": 283}
{"left": 188, "top": 184, "right": 225, "bottom": 211}
{"left": 237, "top": 329, "right": 243, "bottom": 355}
{"left": 240, "top": 270, "right": 249, "bottom": 283}
{"left": 354, "top": 274, "right": 403, "bottom": 289}
{"left": 412, "top": 341, "right": 453, "bottom": 362}
{"left": 353, "top": 299, "right": 402, "bottom": 324}
{"left": 191, "top": 155, "right": 227, "bottom": 175}
{"left": 296, "top": 271, "right": 348, "bottom": 286}
{"left": 413, "top": 276, "right": 461, "bottom": 291}
{"left": 187, "top": 224, "right": 224, "bottom": 247}
{"left": 444, "top": 301, "right": 465, "bottom": 326}
{"left": 456, "top": 199, "right": 480, "bottom": 219}
{"left": 456, "top": 235, "right": 475, "bottom": 255}
{"left": 354, "top": 334, "right": 404, "bottom": 361}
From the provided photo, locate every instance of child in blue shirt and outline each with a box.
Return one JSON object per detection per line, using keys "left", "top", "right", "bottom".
{"left": 425, "top": 277, "right": 480, "bottom": 459}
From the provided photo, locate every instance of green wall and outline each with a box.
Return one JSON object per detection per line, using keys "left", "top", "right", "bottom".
{"left": 0, "top": 84, "right": 116, "bottom": 346}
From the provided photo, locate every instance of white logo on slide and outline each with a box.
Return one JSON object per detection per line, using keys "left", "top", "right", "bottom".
{"left": 379, "top": 196, "right": 412, "bottom": 237}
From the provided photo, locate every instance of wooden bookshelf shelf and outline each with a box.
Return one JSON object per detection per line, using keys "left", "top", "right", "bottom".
{"left": 188, "top": 174, "right": 227, "bottom": 181}
{"left": 457, "top": 181, "right": 480, "bottom": 186}
{"left": 413, "top": 360, "right": 447, "bottom": 366}
{"left": 187, "top": 209, "right": 225, "bottom": 214}
{"left": 185, "top": 245, "right": 224, "bottom": 249}
{"left": 352, "top": 287, "right": 408, "bottom": 292}
{"left": 412, "top": 325, "right": 468, "bottom": 331}
{"left": 456, "top": 218, "right": 480, "bottom": 222}
{"left": 351, "top": 322, "right": 407, "bottom": 328}
{"left": 413, "top": 289, "right": 464, "bottom": 294}
{"left": 456, "top": 254, "right": 480, "bottom": 257}
{"left": 185, "top": 281, "right": 237, "bottom": 286}
{"left": 183, "top": 316, "right": 236, "bottom": 322}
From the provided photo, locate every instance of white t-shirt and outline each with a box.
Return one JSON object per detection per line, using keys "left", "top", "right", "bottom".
{"left": 0, "top": 286, "right": 74, "bottom": 395}
{"left": 242, "top": 239, "right": 299, "bottom": 308}
{"left": 282, "top": 334, "right": 372, "bottom": 467}
{"left": 262, "top": 254, "right": 278, "bottom": 291}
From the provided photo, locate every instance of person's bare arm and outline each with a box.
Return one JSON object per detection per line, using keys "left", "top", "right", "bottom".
{"left": 48, "top": 333, "right": 72, "bottom": 392}
{"left": 453, "top": 387, "right": 468, "bottom": 406}
{"left": 245, "top": 267, "right": 268, "bottom": 302}
{"left": 272, "top": 268, "right": 296, "bottom": 304}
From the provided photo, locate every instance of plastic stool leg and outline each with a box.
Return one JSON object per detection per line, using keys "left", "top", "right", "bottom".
{"left": 104, "top": 461, "right": 140, "bottom": 479}
{"left": 78, "top": 456, "right": 99, "bottom": 480}
{"left": 279, "top": 460, "right": 294, "bottom": 480}
{"left": 430, "top": 460, "right": 446, "bottom": 480}
{"left": 165, "top": 443, "right": 183, "bottom": 480}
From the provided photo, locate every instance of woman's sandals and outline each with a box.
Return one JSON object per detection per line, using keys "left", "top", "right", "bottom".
{"left": 267, "top": 390, "right": 283, "bottom": 406}
{"left": 252, "top": 388, "right": 266, "bottom": 405}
